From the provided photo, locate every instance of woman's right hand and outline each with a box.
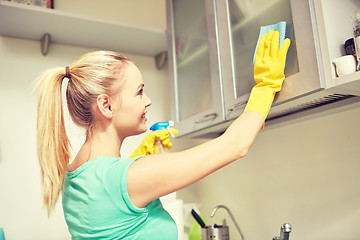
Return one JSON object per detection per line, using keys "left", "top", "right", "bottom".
{"left": 244, "top": 30, "right": 291, "bottom": 120}
{"left": 253, "top": 29, "right": 291, "bottom": 91}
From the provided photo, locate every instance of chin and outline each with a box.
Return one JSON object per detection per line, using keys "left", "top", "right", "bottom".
{"left": 136, "top": 125, "right": 148, "bottom": 135}
{"left": 139, "top": 128, "right": 148, "bottom": 134}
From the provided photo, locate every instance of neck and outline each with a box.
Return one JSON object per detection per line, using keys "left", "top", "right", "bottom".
{"left": 69, "top": 124, "right": 124, "bottom": 172}
{"left": 85, "top": 126, "right": 124, "bottom": 159}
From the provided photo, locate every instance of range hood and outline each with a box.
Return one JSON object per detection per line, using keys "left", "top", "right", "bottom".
{"left": 189, "top": 91, "right": 360, "bottom": 139}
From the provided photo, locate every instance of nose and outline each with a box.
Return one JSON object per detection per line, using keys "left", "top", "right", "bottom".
{"left": 144, "top": 93, "right": 152, "bottom": 108}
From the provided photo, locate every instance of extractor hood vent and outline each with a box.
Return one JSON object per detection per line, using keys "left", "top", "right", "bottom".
{"left": 185, "top": 93, "right": 359, "bottom": 139}
{"left": 267, "top": 94, "right": 355, "bottom": 121}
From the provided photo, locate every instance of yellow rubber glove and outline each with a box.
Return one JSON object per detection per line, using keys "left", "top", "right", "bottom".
{"left": 130, "top": 127, "right": 179, "bottom": 158}
{"left": 244, "top": 29, "right": 291, "bottom": 120}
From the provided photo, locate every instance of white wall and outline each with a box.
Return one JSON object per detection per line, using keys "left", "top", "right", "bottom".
{"left": 176, "top": 105, "right": 360, "bottom": 240}
{"left": 0, "top": 34, "right": 169, "bottom": 239}
{"left": 54, "top": 0, "right": 166, "bottom": 29}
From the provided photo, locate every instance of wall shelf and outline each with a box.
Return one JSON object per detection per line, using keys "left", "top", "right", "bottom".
{"left": 0, "top": 1, "right": 167, "bottom": 56}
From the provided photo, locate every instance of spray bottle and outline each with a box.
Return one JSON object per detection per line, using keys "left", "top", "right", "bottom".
{"left": 149, "top": 121, "right": 175, "bottom": 153}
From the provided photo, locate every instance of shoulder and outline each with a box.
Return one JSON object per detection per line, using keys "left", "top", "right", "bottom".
{"left": 98, "top": 156, "right": 143, "bottom": 177}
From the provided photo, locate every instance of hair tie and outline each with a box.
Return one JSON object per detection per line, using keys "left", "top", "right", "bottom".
{"left": 65, "top": 66, "right": 71, "bottom": 79}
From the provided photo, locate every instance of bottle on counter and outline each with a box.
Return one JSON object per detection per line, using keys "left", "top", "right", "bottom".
{"left": 351, "top": 9, "right": 360, "bottom": 70}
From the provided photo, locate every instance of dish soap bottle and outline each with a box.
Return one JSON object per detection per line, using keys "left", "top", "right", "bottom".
{"left": 149, "top": 121, "right": 175, "bottom": 153}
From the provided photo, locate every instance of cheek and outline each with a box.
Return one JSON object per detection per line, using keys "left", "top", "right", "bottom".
{"left": 115, "top": 101, "right": 146, "bottom": 131}
{"left": 123, "top": 101, "right": 143, "bottom": 118}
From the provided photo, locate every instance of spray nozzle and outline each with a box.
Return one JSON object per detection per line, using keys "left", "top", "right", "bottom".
{"left": 150, "top": 121, "right": 175, "bottom": 137}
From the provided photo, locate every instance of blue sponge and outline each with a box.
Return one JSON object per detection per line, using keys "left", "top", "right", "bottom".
{"left": 253, "top": 21, "right": 287, "bottom": 64}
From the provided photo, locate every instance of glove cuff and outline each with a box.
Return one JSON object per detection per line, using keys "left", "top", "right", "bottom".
{"left": 244, "top": 85, "right": 277, "bottom": 119}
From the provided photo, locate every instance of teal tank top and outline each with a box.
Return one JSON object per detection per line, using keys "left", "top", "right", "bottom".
{"left": 62, "top": 155, "right": 178, "bottom": 239}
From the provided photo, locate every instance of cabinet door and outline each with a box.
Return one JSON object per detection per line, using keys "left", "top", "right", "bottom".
{"left": 166, "top": 0, "right": 225, "bottom": 137}
{"left": 217, "top": 0, "right": 322, "bottom": 121}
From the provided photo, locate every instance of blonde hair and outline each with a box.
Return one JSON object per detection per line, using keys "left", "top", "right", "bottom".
{"left": 36, "top": 51, "right": 130, "bottom": 214}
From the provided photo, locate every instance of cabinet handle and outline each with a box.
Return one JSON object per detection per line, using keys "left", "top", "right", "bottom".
{"left": 194, "top": 113, "right": 217, "bottom": 123}
{"left": 227, "top": 101, "right": 248, "bottom": 112}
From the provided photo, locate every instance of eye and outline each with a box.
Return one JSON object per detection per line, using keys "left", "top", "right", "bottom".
{"left": 138, "top": 89, "right": 144, "bottom": 96}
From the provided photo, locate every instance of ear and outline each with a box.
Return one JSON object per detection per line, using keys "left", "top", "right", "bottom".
{"left": 96, "top": 94, "right": 113, "bottom": 119}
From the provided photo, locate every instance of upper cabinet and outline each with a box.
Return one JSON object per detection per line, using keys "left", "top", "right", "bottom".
{"left": 166, "top": 0, "right": 225, "bottom": 135}
{"left": 216, "top": 0, "right": 322, "bottom": 121}
{"left": 0, "top": 1, "right": 167, "bottom": 56}
{"left": 167, "top": 0, "right": 360, "bottom": 137}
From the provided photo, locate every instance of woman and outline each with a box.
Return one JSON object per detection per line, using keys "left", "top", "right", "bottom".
{"left": 36, "top": 30, "right": 290, "bottom": 239}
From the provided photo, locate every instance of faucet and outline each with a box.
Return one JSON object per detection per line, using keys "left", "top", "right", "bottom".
{"left": 210, "top": 205, "right": 245, "bottom": 240}
{"left": 272, "top": 223, "right": 292, "bottom": 240}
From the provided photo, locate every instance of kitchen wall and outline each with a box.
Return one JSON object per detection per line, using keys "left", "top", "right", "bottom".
{"left": 176, "top": 104, "right": 360, "bottom": 240}
{"left": 54, "top": 0, "right": 166, "bottom": 29}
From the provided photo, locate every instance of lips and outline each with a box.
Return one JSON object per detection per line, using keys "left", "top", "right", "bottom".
{"left": 142, "top": 111, "right": 147, "bottom": 120}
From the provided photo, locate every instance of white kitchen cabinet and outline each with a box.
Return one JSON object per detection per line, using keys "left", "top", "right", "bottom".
{"left": 167, "top": 0, "right": 320, "bottom": 137}
{"left": 166, "top": 0, "right": 225, "bottom": 136}
{"left": 216, "top": 0, "right": 323, "bottom": 121}
{"left": 0, "top": 1, "right": 166, "bottom": 56}
{"left": 167, "top": 0, "right": 360, "bottom": 137}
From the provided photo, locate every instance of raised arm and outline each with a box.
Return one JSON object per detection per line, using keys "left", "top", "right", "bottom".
{"left": 127, "top": 30, "right": 291, "bottom": 208}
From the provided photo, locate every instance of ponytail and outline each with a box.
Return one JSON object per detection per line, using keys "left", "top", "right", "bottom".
{"left": 36, "top": 67, "right": 71, "bottom": 215}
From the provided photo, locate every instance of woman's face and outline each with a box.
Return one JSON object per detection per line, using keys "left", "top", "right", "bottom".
{"left": 112, "top": 62, "right": 152, "bottom": 138}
